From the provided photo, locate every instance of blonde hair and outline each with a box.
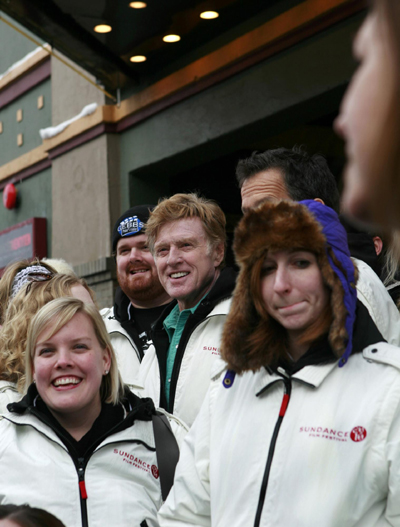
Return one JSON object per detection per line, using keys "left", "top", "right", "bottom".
{"left": 146, "top": 193, "right": 226, "bottom": 265}
{"left": 0, "top": 274, "right": 96, "bottom": 391}
{"left": 0, "top": 259, "right": 56, "bottom": 324}
{"left": 25, "top": 297, "right": 123, "bottom": 404}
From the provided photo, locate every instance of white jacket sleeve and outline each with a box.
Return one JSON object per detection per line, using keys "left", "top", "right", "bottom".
{"left": 353, "top": 258, "right": 400, "bottom": 346}
{"left": 158, "top": 386, "right": 214, "bottom": 526}
{"left": 384, "top": 392, "right": 400, "bottom": 525}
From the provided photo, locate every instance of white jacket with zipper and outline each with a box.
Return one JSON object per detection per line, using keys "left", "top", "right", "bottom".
{"left": 0, "top": 391, "right": 187, "bottom": 527}
{"left": 131, "top": 298, "right": 231, "bottom": 428}
{"left": 159, "top": 342, "right": 400, "bottom": 527}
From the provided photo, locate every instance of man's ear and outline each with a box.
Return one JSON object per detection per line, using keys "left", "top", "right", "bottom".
{"left": 313, "top": 198, "right": 325, "bottom": 205}
{"left": 373, "top": 236, "right": 383, "bottom": 256}
{"left": 213, "top": 242, "right": 225, "bottom": 268}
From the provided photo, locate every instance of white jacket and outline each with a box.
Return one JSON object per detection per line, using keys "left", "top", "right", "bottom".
{"left": 132, "top": 298, "right": 231, "bottom": 428}
{"left": 354, "top": 257, "right": 400, "bottom": 346}
{"left": 0, "top": 393, "right": 187, "bottom": 527}
{"left": 101, "top": 306, "right": 141, "bottom": 388}
{"left": 0, "top": 380, "right": 21, "bottom": 415}
{"left": 159, "top": 342, "right": 400, "bottom": 527}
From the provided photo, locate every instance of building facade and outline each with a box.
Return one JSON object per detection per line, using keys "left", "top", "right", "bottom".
{"left": 0, "top": 0, "right": 365, "bottom": 307}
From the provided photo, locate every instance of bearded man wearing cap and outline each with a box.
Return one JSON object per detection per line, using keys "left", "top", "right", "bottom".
{"left": 101, "top": 205, "right": 172, "bottom": 388}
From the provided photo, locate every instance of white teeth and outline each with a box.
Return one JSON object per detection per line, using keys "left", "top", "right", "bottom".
{"left": 130, "top": 269, "right": 147, "bottom": 274}
{"left": 53, "top": 377, "right": 80, "bottom": 387}
{"left": 171, "top": 272, "right": 189, "bottom": 278}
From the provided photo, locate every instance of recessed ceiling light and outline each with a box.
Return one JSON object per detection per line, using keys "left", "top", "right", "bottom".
{"left": 163, "top": 34, "right": 181, "bottom": 43}
{"left": 200, "top": 11, "right": 219, "bottom": 19}
{"left": 94, "top": 24, "right": 112, "bottom": 33}
{"left": 130, "top": 55, "right": 147, "bottom": 62}
{"left": 129, "top": 1, "right": 147, "bottom": 8}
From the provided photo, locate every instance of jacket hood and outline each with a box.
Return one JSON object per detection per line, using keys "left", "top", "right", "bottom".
{"left": 221, "top": 200, "right": 358, "bottom": 373}
{"left": 113, "top": 286, "right": 131, "bottom": 323}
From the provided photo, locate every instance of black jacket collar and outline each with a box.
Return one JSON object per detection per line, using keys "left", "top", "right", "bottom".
{"left": 8, "top": 383, "right": 156, "bottom": 425}
{"left": 113, "top": 287, "right": 131, "bottom": 324}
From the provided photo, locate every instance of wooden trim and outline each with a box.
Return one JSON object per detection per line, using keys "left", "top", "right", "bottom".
{"left": 0, "top": 58, "right": 51, "bottom": 109}
{"left": 42, "top": 105, "right": 114, "bottom": 152}
{"left": 0, "top": 158, "right": 52, "bottom": 191}
{"left": 0, "top": 44, "right": 51, "bottom": 91}
{"left": 46, "top": 122, "right": 115, "bottom": 160}
{"left": 114, "top": 0, "right": 364, "bottom": 123}
{"left": 0, "top": 145, "right": 49, "bottom": 183}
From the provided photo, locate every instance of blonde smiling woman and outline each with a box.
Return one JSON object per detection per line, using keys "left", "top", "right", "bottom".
{"left": 0, "top": 297, "right": 187, "bottom": 527}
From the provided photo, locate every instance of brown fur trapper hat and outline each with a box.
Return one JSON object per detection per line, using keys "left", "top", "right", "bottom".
{"left": 221, "top": 200, "right": 358, "bottom": 373}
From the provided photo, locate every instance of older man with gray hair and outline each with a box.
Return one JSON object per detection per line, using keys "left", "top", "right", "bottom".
{"left": 132, "top": 193, "right": 236, "bottom": 427}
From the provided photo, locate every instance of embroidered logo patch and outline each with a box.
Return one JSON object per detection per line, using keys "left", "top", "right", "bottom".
{"left": 117, "top": 215, "right": 144, "bottom": 237}
{"left": 350, "top": 426, "right": 367, "bottom": 442}
{"left": 299, "top": 425, "right": 367, "bottom": 443}
{"left": 203, "top": 345, "right": 221, "bottom": 356}
{"left": 113, "top": 449, "right": 159, "bottom": 478}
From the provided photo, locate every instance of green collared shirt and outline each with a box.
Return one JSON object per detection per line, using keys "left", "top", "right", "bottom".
{"left": 163, "top": 298, "right": 204, "bottom": 404}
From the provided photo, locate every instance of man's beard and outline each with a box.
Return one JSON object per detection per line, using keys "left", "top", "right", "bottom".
{"left": 117, "top": 267, "right": 167, "bottom": 303}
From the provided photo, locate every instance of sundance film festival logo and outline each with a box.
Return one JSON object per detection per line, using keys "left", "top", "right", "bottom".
{"left": 299, "top": 425, "right": 367, "bottom": 443}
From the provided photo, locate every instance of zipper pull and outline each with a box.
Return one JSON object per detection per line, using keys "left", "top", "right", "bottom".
{"left": 279, "top": 393, "right": 290, "bottom": 417}
{"left": 79, "top": 480, "right": 88, "bottom": 500}
{"left": 78, "top": 458, "right": 88, "bottom": 500}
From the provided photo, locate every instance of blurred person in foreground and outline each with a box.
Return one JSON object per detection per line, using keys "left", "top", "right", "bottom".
{"left": 335, "top": 1, "right": 400, "bottom": 229}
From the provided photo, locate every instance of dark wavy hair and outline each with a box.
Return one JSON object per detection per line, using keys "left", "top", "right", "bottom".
{"left": 0, "top": 504, "right": 65, "bottom": 527}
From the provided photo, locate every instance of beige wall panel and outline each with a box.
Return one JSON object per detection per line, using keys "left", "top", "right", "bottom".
{"left": 106, "top": 133, "right": 121, "bottom": 233}
{"left": 52, "top": 135, "right": 111, "bottom": 265}
{"left": 51, "top": 53, "right": 105, "bottom": 126}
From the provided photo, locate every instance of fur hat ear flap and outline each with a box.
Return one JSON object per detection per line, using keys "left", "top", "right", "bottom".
{"left": 221, "top": 264, "right": 257, "bottom": 373}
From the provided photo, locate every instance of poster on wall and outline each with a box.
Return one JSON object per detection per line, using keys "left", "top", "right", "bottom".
{"left": 0, "top": 218, "right": 47, "bottom": 272}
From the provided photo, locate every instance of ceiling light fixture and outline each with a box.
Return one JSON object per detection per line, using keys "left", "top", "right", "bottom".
{"left": 163, "top": 34, "right": 181, "bottom": 43}
{"left": 94, "top": 24, "right": 112, "bottom": 33}
{"left": 129, "top": 2, "right": 147, "bottom": 8}
{"left": 200, "top": 11, "right": 219, "bottom": 19}
{"left": 130, "top": 55, "right": 147, "bottom": 62}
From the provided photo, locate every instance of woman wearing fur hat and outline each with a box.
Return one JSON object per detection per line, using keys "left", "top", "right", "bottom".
{"left": 158, "top": 200, "right": 400, "bottom": 527}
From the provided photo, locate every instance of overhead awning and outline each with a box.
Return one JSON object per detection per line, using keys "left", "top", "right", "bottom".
{"left": 0, "top": 0, "right": 272, "bottom": 91}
